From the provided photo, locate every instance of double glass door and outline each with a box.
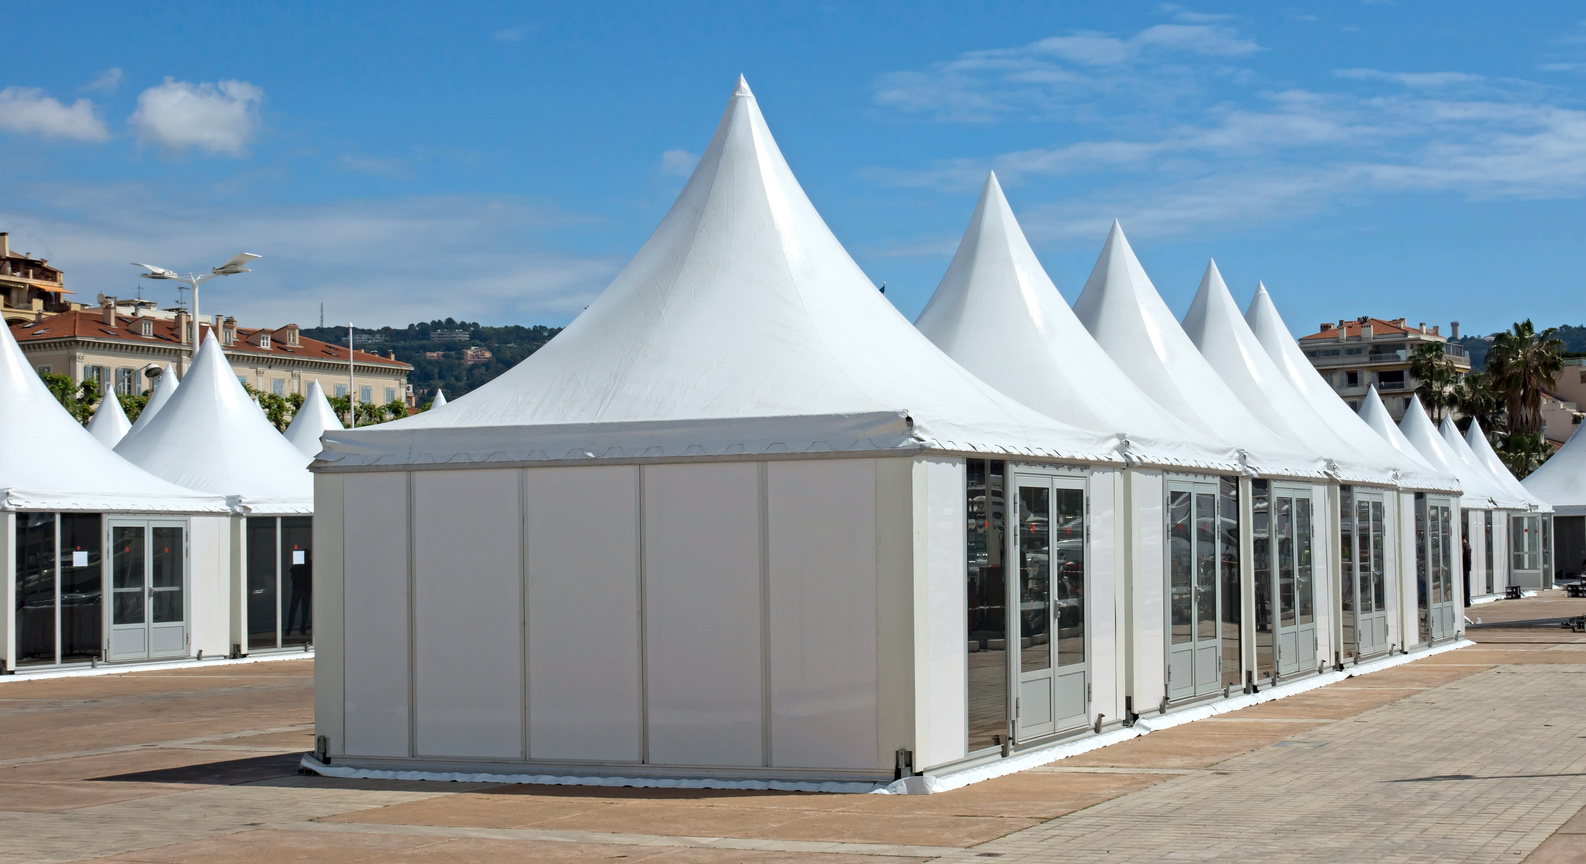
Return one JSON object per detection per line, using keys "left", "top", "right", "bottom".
{"left": 1013, "top": 473, "right": 1088, "bottom": 740}
{"left": 1167, "top": 477, "right": 1240, "bottom": 701}
{"left": 1416, "top": 495, "right": 1457, "bottom": 644}
{"left": 245, "top": 516, "right": 315, "bottom": 652}
{"left": 1341, "top": 489, "right": 1390, "bottom": 662}
{"left": 108, "top": 519, "right": 187, "bottom": 661}
{"left": 1255, "top": 484, "right": 1316, "bottom": 679}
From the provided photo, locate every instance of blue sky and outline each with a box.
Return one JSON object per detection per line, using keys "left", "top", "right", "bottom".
{"left": 2, "top": 2, "right": 1585, "bottom": 338}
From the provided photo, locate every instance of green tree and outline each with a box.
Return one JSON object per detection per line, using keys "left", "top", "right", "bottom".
{"left": 38, "top": 370, "right": 101, "bottom": 424}
{"left": 1456, "top": 369, "right": 1503, "bottom": 435}
{"left": 1409, "top": 342, "right": 1460, "bottom": 423}
{"left": 1485, "top": 320, "right": 1565, "bottom": 437}
{"left": 118, "top": 392, "right": 149, "bottom": 424}
{"left": 1497, "top": 431, "right": 1553, "bottom": 479}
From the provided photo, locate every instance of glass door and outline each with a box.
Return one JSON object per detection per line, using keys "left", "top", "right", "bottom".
{"left": 107, "top": 520, "right": 187, "bottom": 661}
{"left": 1271, "top": 487, "right": 1316, "bottom": 677}
{"left": 1012, "top": 471, "right": 1088, "bottom": 742}
{"left": 1349, "top": 494, "right": 1390, "bottom": 659}
{"left": 1167, "top": 479, "right": 1223, "bottom": 701}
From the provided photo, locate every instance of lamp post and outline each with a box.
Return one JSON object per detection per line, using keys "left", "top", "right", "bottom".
{"left": 131, "top": 253, "right": 261, "bottom": 376}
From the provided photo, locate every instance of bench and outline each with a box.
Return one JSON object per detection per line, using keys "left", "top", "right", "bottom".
{"left": 1565, "top": 583, "right": 1586, "bottom": 599}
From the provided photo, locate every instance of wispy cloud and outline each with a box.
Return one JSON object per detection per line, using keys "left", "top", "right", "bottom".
{"left": 339, "top": 154, "right": 414, "bottom": 179}
{"left": 83, "top": 68, "right": 124, "bottom": 94}
{"left": 0, "top": 87, "right": 107, "bottom": 141}
{"left": 659, "top": 149, "right": 698, "bottom": 177}
{"left": 129, "top": 78, "right": 263, "bottom": 156}
{"left": 1335, "top": 68, "right": 1484, "bottom": 88}
{"left": 493, "top": 28, "right": 525, "bottom": 42}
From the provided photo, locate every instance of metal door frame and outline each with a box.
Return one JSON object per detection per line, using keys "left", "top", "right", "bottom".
{"left": 1165, "top": 476, "right": 1223, "bottom": 702}
{"left": 105, "top": 517, "right": 189, "bottom": 662}
{"left": 1009, "top": 466, "right": 1090, "bottom": 745}
{"left": 1268, "top": 483, "right": 1317, "bottom": 678}
{"left": 1350, "top": 491, "right": 1391, "bottom": 659}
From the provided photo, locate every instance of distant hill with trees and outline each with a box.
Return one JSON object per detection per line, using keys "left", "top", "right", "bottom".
{"left": 1458, "top": 323, "right": 1586, "bottom": 371}
{"left": 300, "top": 319, "right": 562, "bottom": 402}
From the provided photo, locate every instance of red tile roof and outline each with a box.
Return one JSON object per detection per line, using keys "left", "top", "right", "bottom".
{"left": 1299, "top": 317, "right": 1417, "bottom": 342}
{"left": 9, "top": 309, "right": 410, "bottom": 369}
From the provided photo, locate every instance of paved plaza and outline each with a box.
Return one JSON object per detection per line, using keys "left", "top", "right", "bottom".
{"left": 0, "top": 594, "right": 1582, "bottom": 863}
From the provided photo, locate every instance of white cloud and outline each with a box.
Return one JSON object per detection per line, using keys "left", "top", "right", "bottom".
{"left": 659, "top": 149, "right": 698, "bottom": 176}
{"left": 83, "top": 68, "right": 124, "bottom": 93}
{"left": 129, "top": 78, "right": 263, "bottom": 156}
{"left": 1335, "top": 68, "right": 1484, "bottom": 88}
{"left": 493, "top": 28, "right": 525, "bottom": 42}
{"left": 339, "top": 154, "right": 414, "bottom": 179}
{"left": 0, "top": 185, "right": 620, "bottom": 328}
{"left": 0, "top": 87, "right": 107, "bottom": 141}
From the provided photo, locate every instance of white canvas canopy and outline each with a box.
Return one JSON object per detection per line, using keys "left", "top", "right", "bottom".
{"left": 1182, "top": 263, "right": 1393, "bottom": 486}
{"left": 914, "top": 173, "right": 1240, "bottom": 472}
{"left": 1242, "top": 284, "right": 1457, "bottom": 493}
{"left": 1462, "top": 419, "right": 1551, "bottom": 512}
{"left": 431, "top": 389, "right": 447, "bottom": 408}
{"left": 319, "top": 77, "right": 1122, "bottom": 470}
{"left": 85, "top": 392, "right": 132, "bottom": 448}
{"left": 1396, "top": 396, "right": 1506, "bottom": 508}
{"left": 283, "top": 380, "right": 344, "bottom": 458}
{"left": 1522, "top": 422, "right": 1586, "bottom": 515}
{"left": 0, "top": 323, "right": 225, "bottom": 514}
{"left": 1358, "top": 387, "right": 1441, "bottom": 471}
{"left": 118, "top": 363, "right": 178, "bottom": 448}
{"left": 1070, "top": 222, "right": 1324, "bottom": 479}
{"left": 116, "top": 334, "right": 313, "bottom": 514}
{"left": 1438, "top": 416, "right": 1535, "bottom": 511}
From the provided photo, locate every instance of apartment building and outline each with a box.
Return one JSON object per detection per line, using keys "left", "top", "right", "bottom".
{"left": 1297, "top": 317, "right": 1470, "bottom": 421}
{"left": 0, "top": 233, "right": 81, "bottom": 325}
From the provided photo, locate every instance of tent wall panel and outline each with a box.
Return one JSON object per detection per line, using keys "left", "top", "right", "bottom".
{"left": 1311, "top": 483, "right": 1333, "bottom": 670}
{"left": 914, "top": 457, "right": 966, "bottom": 771}
{"left": 525, "top": 465, "right": 642, "bottom": 763}
{"left": 1090, "top": 468, "right": 1121, "bottom": 724}
{"left": 2, "top": 511, "right": 15, "bottom": 671}
{"left": 766, "top": 459, "right": 879, "bottom": 770}
{"left": 1130, "top": 470, "right": 1166, "bottom": 708}
{"left": 642, "top": 462, "right": 763, "bottom": 767}
{"left": 188, "top": 514, "right": 231, "bottom": 660}
{"left": 313, "top": 474, "right": 346, "bottom": 758}
{"left": 1492, "top": 511, "right": 1510, "bottom": 594}
{"left": 412, "top": 469, "right": 524, "bottom": 759}
{"left": 874, "top": 457, "right": 917, "bottom": 772}
{"left": 342, "top": 471, "right": 410, "bottom": 758}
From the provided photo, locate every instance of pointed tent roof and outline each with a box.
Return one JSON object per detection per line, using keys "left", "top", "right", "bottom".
{"left": 1182, "top": 262, "right": 1392, "bottom": 485}
{"left": 85, "top": 393, "right": 132, "bottom": 449}
{"left": 0, "top": 323, "right": 225, "bottom": 513}
{"left": 1465, "top": 419, "right": 1550, "bottom": 511}
{"left": 1396, "top": 396, "right": 1501, "bottom": 507}
{"left": 1358, "top": 387, "right": 1439, "bottom": 470}
{"left": 1521, "top": 422, "right": 1586, "bottom": 515}
{"left": 1437, "top": 415, "right": 1531, "bottom": 510}
{"left": 431, "top": 389, "right": 447, "bottom": 408}
{"left": 914, "top": 173, "right": 1239, "bottom": 472}
{"left": 1243, "top": 283, "right": 1457, "bottom": 493}
{"left": 318, "top": 77, "right": 1121, "bottom": 469}
{"left": 1070, "top": 222, "right": 1323, "bottom": 479}
{"left": 119, "top": 363, "right": 179, "bottom": 450}
{"left": 116, "top": 334, "right": 312, "bottom": 513}
{"left": 283, "top": 380, "right": 344, "bottom": 458}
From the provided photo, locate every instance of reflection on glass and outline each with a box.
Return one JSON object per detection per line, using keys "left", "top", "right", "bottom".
{"left": 281, "top": 516, "right": 314, "bottom": 645}
{"left": 16, "top": 513, "right": 56, "bottom": 665}
{"left": 1219, "top": 478, "right": 1241, "bottom": 689}
{"left": 1415, "top": 494, "right": 1429, "bottom": 644}
{"left": 1295, "top": 497, "right": 1313, "bottom": 625}
{"left": 1371, "top": 501, "right": 1386, "bottom": 612}
{"left": 247, "top": 517, "right": 279, "bottom": 649}
{"left": 1195, "top": 493, "right": 1217, "bottom": 642}
{"left": 1484, "top": 513, "right": 1494, "bottom": 595}
{"left": 1053, "top": 488, "right": 1085, "bottom": 668}
{"left": 1252, "top": 480, "right": 1273, "bottom": 679}
{"left": 59, "top": 513, "right": 102, "bottom": 662}
{"left": 151, "top": 526, "right": 183, "bottom": 624}
{"left": 1019, "top": 485, "right": 1051, "bottom": 674}
{"left": 1169, "top": 491, "right": 1192, "bottom": 645}
{"left": 965, "top": 460, "right": 1007, "bottom": 752}
{"left": 112, "top": 526, "right": 145, "bottom": 626}
{"left": 1276, "top": 496, "right": 1295, "bottom": 628}
{"left": 1340, "top": 488, "right": 1355, "bottom": 659}
{"left": 1438, "top": 505, "right": 1454, "bottom": 604}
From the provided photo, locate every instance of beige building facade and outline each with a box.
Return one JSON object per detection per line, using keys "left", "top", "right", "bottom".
{"left": 0, "top": 233, "right": 82, "bottom": 325}
{"left": 10, "top": 303, "right": 411, "bottom": 408}
{"left": 1298, "top": 317, "right": 1471, "bottom": 421}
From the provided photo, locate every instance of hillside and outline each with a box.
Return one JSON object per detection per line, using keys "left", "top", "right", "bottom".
{"left": 300, "top": 319, "right": 562, "bottom": 402}
{"left": 1456, "top": 323, "right": 1586, "bottom": 371}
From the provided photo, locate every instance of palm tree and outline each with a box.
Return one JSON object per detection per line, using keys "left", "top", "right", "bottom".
{"left": 1410, "top": 342, "right": 1460, "bottom": 423}
{"left": 1456, "top": 369, "right": 1503, "bottom": 434}
{"left": 1485, "top": 320, "right": 1565, "bottom": 437}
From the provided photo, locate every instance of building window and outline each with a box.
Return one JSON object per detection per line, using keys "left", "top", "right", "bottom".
{"left": 1377, "top": 370, "right": 1406, "bottom": 390}
{"left": 1578, "top": 370, "right": 1585, "bottom": 384}
{"left": 115, "top": 368, "right": 137, "bottom": 396}
{"left": 1345, "top": 347, "right": 1364, "bottom": 355}
{"left": 139, "top": 320, "right": 152, "bottom": 337}
{"left": 237, "top": 376, "right": 248, "bottom": 388}
{"left": 82, "top": 365, "right": 104, "bottom": 391}
{"left": 1345, "top": 371, "right": 1360, "bottom": 388}
{"left": 260, "top": 334, "right": 271, "bottom": 349}
{"left": 271, "top": 379, "right": 285, "bottom": 395}
{"left": 334, "top": 383, "right": 347, "bottom": 398}
{"left": 384, "top": 387, "right": 396, "bottom": 403}
{"left": 359, "top": 385, "right": 371, "bottom": 403}
{"left": 35, "top": 365, "right": 52, "bottom": 375}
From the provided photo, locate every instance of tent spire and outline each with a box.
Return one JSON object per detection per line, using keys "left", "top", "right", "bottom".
{"left": 734, "top": 74, "right": 752, "bottom": 97}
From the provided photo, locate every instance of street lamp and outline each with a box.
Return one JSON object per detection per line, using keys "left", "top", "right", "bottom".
{"left": 131, "top": 253, "right": 261, "bottom": 373}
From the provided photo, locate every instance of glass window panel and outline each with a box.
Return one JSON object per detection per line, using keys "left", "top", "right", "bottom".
{"left": 1484, "top": 513, "right": 1493, "bottom": 595}
{"left": 15, "top": 513, "right": 56, "bottom": 665}
{"left": 1019, "top": 485, "right": 1051, "bottom": 673}
{"left": 281, "top": 516, "right": 314, "bottom": 645}
{"left": 1430, "top": 506, "right": 1445, "bottom": 604}
{"left": 1296, "top": 497, "right": 1313, "bottom": 625}
{"left": 1276, "top": 496, "right": 1295, "bottom": 627}
{"left": 246, "top": 517, "right": 279, "bottom": 649}
{"left": 1196, "top": 492, "right": 1217, "bottom": 642}
{"left": 1168, "top": 490, "right": 1193, "bottom": 645}
{"left": 59, "top": 513, "right": 102, "bottom": 663}
{"left": 150, "top": 526, "right": 183, "bottom": 624}
{"left": 112, "top": 526, "right": 145, "bottom": 626}
{"left": 1053, "top": 488, "right": 1085, "bottom": 668}
{"left": 1357, "top": 500, "right": 1372, "bottom": 615}
{"left": 966, "top": 460, "right": 1008, "bottom": 752}
{"left": 1252, "top": 480, "right": 1273, "bottom": 678}
{"left": 1415, "top": 494, "right": 1429, "bottom": 644}
{"left": 1371, "top": 501, "right": 1386, "bottom": 612}
{"left": 1219, "top": 478, "right": 1241, "bottom": 689}
{"left": 1340, "top": 488, "right": 1354, "bottom": 614}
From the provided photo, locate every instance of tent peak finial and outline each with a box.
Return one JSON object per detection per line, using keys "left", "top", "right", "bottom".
{"left": 1254, "top": 281, "right": 1269, "bottom": 296}
{"left": 733, "top": 75, "right": 752, "bottom": 97}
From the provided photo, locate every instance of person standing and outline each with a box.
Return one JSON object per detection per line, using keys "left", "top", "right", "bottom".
{"left": 1462, "top": 536, "right": 1473, "bottom": 607}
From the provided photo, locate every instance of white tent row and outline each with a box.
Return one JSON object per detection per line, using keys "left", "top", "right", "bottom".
{"left": 284, "top": 381, "right": 345, "bottom": 459}
{"left": 1523, "top": 424, "right": 1586, "bottom": 582}
{"left": 310, "top": 78, "right": 1485, "bottom": 788}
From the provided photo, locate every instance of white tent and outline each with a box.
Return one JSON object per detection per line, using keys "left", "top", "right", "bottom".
{"left": 85, "top": 393, "right": 132, "bottom": 449}
{"left": 1181, "top": 263, "right": 1392, "bottom": 486}
{"left": 1463, "top": 419, "right": 1551, "bottom": 511}
{"left": 0, "top": 322, "right": 225, "bottom": 514}
{"left": 1438, "top": 416, "right": 1531, "bottom": 511}
{"left": 914, "top": 173, "right": 1239, "bottom": 472}
{"left": 1070, "top": 222, "right": 1324, "bottom": 479}
{"left": 1520, "top": 425, "right": 1586, "bottom": 515}
{"left": 321, "top": 79, "right": 1121, "bottom": 470}
{"left": 430, "top": 388, "right": 447, "bottom": 408}
{"left": 117, "top": 334, "right": 313, "bottom": 514}
{"left": 1242, "top": 284, "right": 1457, "bottom": 493}
{"left": 1359, "top": 387, "right": 1439, "bottom": 471}
{"left": 118, "top": 363, "right": 178, "bottom": 448}
{"left": 283, "top": 380, "right": 343, "bottom": 458}
{"left": 1395, "top": 397, "right": 1507, "bottom": 507}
